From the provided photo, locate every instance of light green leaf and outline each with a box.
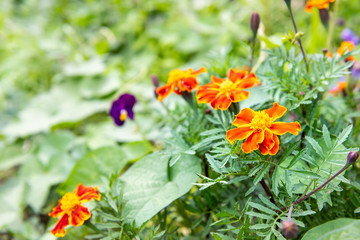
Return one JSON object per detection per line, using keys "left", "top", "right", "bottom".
{"left": 120, "top": 152, "right": 201, "bottom": 226}
{"left": 302, "top": 218, "right": 360, "bottom": 240}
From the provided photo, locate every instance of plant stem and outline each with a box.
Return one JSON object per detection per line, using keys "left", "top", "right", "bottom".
{"left": 260, "top": 178, "right": 277, "bottom": 206}
{"left": 326, "top": 0, "right": 340, "bottom": 50}
{"left": 286, "top": 3, "right": 309, "bottom": 73}
{"left": 287, "top": 205, "right": 293, "bottom": 221}
{"left": 249, "top": 36, "right": 256, "bottom": 71}
{"left": 292, "top": 164, "right": 348, "bottom": 206}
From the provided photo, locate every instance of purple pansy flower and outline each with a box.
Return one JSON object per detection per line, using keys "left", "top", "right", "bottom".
{"left": 110, "top": 93, "right": 136, "bottom": 126}
{"left": 341, "top": 29, "right": 359, "bottom": 45}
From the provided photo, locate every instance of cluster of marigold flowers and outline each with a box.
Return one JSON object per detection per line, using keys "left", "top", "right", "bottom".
{"left": 155, "top": 66, "right": 301, "bottom": 156}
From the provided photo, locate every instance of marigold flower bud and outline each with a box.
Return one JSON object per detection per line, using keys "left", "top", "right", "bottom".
{"left": 319, "top": 9, "right": 329, "bottom": 27}
{"left": 250, "top": 12, "right": 260, "bottom": 36}
{"left": 322, "top": 48, "right": 328, "bottom": 54}
{"left": 347, "top": 151, "right": 359, "bottom": 164}
{"left": 281, "top": 220, "right": 299, "bottom": 239}
{"left": 151, "top": 74, "right": 159, "bottom": 88}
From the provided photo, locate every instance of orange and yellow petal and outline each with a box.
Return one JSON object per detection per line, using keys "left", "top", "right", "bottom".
{"left": 76, "top": 184, "right": 101, "bottom": 202}
{"left": 258, "top": 130, "right": 276, "bottom": 155}
{"left": 211, "top": 75, "right": 225, "bottom": 85}
{"left": 229, "top": 90, "right": 250, "bottom": 102}
{"left": 242, "top": 131, "right": 265, "bottom": 153}
{"left": 337, "top": 41, "right": 355, "bottom": 57}
{"left": 196, "top": 86, "right": 219, "bottom": 103}
{"left": 269, "top": 135, "right": 280, "bottom": 155}
{"left": 305, "top": 0, "right": 335, "bottom": 13}
{"left": 49, "top": 202, "right": 64, "bottom": 218}
{"left": 264, "top": 102, "right": 287, "bottom": 120}
{"left": 156, "top": 84, "right": 174, "bottom": 102}
{"left": 176, "top": 77, "right": 198, "bottom": 93}
{"left": 51, "top": 214, "right": 70, "bottom": 237}
{"left": 226, "top": 126, "right": 254, "bottom": 144}
{"left": 269, "top": 122, "right": 301, "bottom": 136}
{"left": 210, "top": 94, "right": 232, "bottom": 110}
{"left": 191, "top": 66, "right": 207, "bottom": 75}
{"left": 232, "top": 108, "right": 256, "bottom": 127}
{"left": 246, "top": 72, "right": 261, "bottom": 86}
{"left": 228, "top": 68, "right": 247, "bottom": 82}
{"left": 70, "top": 205, "right": 91, "bottom": 227}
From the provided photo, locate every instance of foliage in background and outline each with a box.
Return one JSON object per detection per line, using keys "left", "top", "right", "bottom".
{"left": 1, "top": 0, "right": 360, "bottom": 239}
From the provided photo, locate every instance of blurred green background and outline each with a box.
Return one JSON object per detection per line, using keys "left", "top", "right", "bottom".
{"left": 0, "top": 0, "right": 359, "bottom": 239}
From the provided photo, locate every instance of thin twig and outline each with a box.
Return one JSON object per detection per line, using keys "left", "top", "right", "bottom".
{"left": 260, "top": 178, "right": 277, "bottom": 206}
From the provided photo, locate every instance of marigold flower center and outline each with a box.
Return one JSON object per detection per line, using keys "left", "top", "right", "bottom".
{"left": 119, "top": 110, "right": 127, "bottom": 121}
{"left": 250, "top": 111, "right": 272, "bottom": 131}
{"left": 60, "top": 192, "right": 81, "bottom": 213}
{"left": 219, "top": 79, "right": 237, "bottom": 93}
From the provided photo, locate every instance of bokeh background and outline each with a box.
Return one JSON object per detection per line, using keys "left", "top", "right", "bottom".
{"left": 0, "top": 0, "right": 359, "bottom": 239}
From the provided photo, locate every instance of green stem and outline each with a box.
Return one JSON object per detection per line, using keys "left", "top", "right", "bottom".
{"left": 326, "top": 0, "right": 340, "bottom": 50}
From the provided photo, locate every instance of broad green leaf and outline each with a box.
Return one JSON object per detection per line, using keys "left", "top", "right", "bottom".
{"left": 302, "top": 218, "right": 360, "bottom": 240}
{"left": 120, "top": 152, "right": 201, "bottom": 226}
{"left": 58, "top": 146, "right": 129, "bottom": 194}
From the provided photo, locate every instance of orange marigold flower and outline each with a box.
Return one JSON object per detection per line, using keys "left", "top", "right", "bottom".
{"left": 49, "top": 184, "right": 101, "bottom": 237}
{"left": 226, "top": 103, "right": 301, "bottom": 155}
{"left": 305, "top": 0, "right": 335, "bottom": 13}
{"left": 336, "top": 41, "right": 355, "bottom": 61}
{"left": 329, "top": 80, "right": 347, "bottom": 95}
{"left": 196, "top": 67, "right": 260, "bottom": 110}
{"left": 156, "top": 67, "right": 207, "bottom": 102}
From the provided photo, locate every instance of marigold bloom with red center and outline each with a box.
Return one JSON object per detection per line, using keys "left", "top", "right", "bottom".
{"left": 305, "top": 0, "right": 335, "bottom": 13}
{"left": 196, "top": 67, "right": 260, "bottom": 110}
{"left": 226, "top": 103, "right": 301, "bottom": 155}
{"left": 156, "top": 67, "right": 206, "bottom": 102}
{"left": 48, "top": 184, "right": 101, "bottom": 237}
{"left": 336, "top": 41, "right": 355, "bottom": 61}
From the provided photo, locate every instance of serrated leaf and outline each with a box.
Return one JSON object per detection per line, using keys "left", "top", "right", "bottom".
{"left": 259, "top": 194, "right": 281, "bottom": 211}
{"left": 272, "top": 167, "right": 279, "bottom": 196}
{"left": 291, "top": 210, "right": 316, "bottom": 217}
{"left": 306, "top": 136, "right": 325, "bottom": 158}
{"left": 334, "top": 125, "right": 352, "bottom": 149}
{"left": 245, "top": 211, "right": 274, "bottom": 220}
{"left": 249, "top": 224, "right": 271, "bottom": 230}
{"left": 322, "top": 125, "right": 332, "bottom": 149}
{"left": 248, "top": 202, "right": 277, "bottom": 215}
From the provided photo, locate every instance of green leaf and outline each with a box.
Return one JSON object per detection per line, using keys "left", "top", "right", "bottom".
{"left": 248, "top": 202, "right": 277, "bottom": 215}
{"left": 259, "top": 194, "right": 281, "bottom": 211}
{"left": 306, "top": 136, "right": 325, "bottom": 158}
{"left": 120, "top": 152, "right": 201, "bottom": 226}
{"left": 302, "top": 218, "right": 360, "bottom": 240}
{"left": 322, "top": 125, "right": 332, "bottom": 149}
{"left": 334, "top": 125, "right": 352, "bottom": 149}
{"left": 58, "top": 146, "right": 129, "bottom": 194}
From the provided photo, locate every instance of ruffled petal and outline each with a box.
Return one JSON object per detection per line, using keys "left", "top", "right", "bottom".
{"left": 49, "top": 202, "right": 64, "bottom": 218}
{"left": 156, "top": 84, "right": 174, "bottom": 102}
{"left": 51, "top": 214, "right": 70, "bottom": 237}
{"left": 211, "top": 75, "right": 225, "bottom": 85}
{"left": 76, "top": 184, "right": 101, "bottom": 202}
{"left": 264, "top": 102, "right": 287, "bottom": 120}
{"left": 258, "top": 130, "right": 275, "bottom": 155}
{"left": 241, "top": 130, "right": 265, "bottom": 153}
{"left": 229, "top": 90, "right": 250, "bottom": 102}
{"left": 246, "top": 72, "right": 260, "bottom": 86}
{"left": 70, "top": 205, "right": 91, "bottom": 227}
{"left": 269, "top": 134, "right": 280, "bottom": 155}
{"left": 210, "top": 94, "right": 232, "bottom": 110}
{"left": 196, "top": 84, "right": 219, "bottom": 103}
{"left": 192, "top": 66, "right": 207, "bottom": 75}
{"left": 178, "top": 77, "right": 198, "bottom": 92}
{"left": 228, "top": 68, "right": 246, "bottom": 82}
{"left": 232, "top": 108, "right": 256, "bottom": 127}
{"left": 269, "top": 122, "right": 301, "bottom": 135}
{"left": 226, "top": 126, "right": 254, "bottom": 144}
